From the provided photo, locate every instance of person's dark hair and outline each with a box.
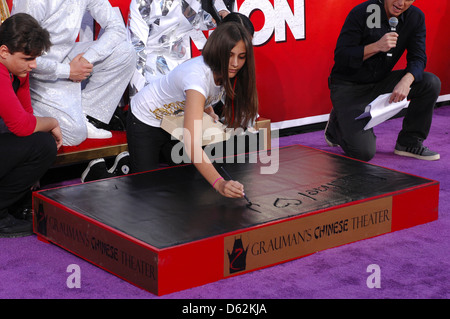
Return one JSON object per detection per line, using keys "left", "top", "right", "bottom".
{"left": 202, "top": 22, "right": 258, "bottom": 129}
{"left": 0, "top": 13, "right": 51, "bottom": 56}
{"left": 221, "top": 12, "right": 255, "bottom": 37}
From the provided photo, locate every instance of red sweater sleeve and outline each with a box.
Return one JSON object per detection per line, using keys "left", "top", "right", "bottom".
{"left": 0, "top": 65, "right": 36, "bottom": 136}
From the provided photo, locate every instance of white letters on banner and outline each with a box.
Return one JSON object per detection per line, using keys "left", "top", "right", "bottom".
{"left": 191, "top": 0, "right": 305, "bottom": 49}
{"left": 240, "top": 0, "right": 305, "bottom": 45}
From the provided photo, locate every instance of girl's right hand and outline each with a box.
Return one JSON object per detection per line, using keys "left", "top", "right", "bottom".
{"left": 215, "top": 179, "right": 245, "bottom": 198}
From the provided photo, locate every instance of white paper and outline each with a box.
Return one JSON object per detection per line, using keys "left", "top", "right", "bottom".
{"left": 355, "top": 93, "right": 409, "bottom": 130}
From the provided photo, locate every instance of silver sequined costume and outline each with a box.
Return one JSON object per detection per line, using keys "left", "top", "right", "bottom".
{"left": 127, "top": 0, "right": 228, "bottom": 94}
{"left": 12, "top": 0, "right": 136, "bottom": 146}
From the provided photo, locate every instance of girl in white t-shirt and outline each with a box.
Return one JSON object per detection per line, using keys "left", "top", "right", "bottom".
{"left": 127, "top": 22, "right": 258, "bottom": 198}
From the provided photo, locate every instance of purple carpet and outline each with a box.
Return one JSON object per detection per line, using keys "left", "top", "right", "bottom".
{"left": 1, "top": 106, "right": 449, "bottom": 299}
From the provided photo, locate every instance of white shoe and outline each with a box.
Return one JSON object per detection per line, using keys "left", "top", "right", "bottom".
{"left": 86, "top": 121, "right": 112, "bottom": 139}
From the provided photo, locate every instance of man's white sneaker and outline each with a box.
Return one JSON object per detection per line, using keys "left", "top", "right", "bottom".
{"left": 86, "top": 121, "right": 112, "bottom": 139}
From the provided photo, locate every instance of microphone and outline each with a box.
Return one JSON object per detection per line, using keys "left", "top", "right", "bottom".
{"left": 389, "top": 17, "right": 399, "bottom": 31}
{"left": 387, "top": 17, "right": 398, "bottom": 58}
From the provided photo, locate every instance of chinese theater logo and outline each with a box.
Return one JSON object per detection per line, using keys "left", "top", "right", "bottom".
{"left": 227, "top": 237, "right": 249, "bottom": 274}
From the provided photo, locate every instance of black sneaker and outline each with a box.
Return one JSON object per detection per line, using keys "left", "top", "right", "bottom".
{"left": 11, "top": 207, "right": 33, "bottom": 221}
{"left": 87, "top": 113, "right": 126, "bottom": 131}
{"left": 394, "top": 142, "right": 440, "bottom": 161}
{"left": 81, "top": 158, "right": 116, "bottom": 182}
{"left": 108, "top": 151, "right": 130, "bottom": 176}
{"left": 9, "top": 190, "right": 33, "bottom": 221}
{"left": 0, "top": 214, "right": 33, "bottom": 238}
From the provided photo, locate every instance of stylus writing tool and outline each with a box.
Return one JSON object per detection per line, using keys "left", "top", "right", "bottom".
{"left": 220, "top": 166, "right": 252, "bottom": 206}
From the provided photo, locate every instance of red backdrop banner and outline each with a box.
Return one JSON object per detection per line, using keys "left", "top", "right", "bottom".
{"left": 7, "top": 0, "right": 449, "bottom": 128}
{"left": 235, "top": 0, "right": 450, "bottom": 128}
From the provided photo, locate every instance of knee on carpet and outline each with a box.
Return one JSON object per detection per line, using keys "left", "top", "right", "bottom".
{"left": 422, "top": 72, "right": 441, "bottom": 97}
{"left": 347, "top": 146, "right": 376, "bottom": 162}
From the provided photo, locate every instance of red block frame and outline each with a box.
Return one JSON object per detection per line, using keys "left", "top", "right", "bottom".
{"left": 33, "top": 146, "right": 439, "bottom": 295}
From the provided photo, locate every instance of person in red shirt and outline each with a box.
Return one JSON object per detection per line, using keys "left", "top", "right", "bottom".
{"left": 0, "top": 13, "right": 63, "bottom": 238}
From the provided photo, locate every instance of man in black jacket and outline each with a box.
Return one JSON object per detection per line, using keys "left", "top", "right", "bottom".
{"left": 326, "top": 0, "right": 441, "bottom": 162}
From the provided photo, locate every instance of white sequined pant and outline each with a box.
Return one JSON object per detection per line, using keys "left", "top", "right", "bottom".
{"left": 30, "top": 40, "right": 136, "bottom": 146}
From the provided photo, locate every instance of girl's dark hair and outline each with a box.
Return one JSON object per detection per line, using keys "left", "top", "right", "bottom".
{"left": 221, "top": 12, "right": 255, "bottom": 37}
{"left": 202, "top": 22, "right": 258, "bottom": 129}
{"left": 0, "top": 13, "right": 51, "bottom": 56}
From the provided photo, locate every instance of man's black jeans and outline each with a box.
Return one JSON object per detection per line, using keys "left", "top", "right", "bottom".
{"left": 328, "top": 70, "right": 441, "bottom": 161}
{"left": 0, "top": 132, "right": 56, "bottom": 218}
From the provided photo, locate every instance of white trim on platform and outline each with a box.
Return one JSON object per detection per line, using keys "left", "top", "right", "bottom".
{"left": 271, "top": 94, "right": 450, "bottom": 130}
{"left": 437, "top": 94, "right": 450, "bottom": 103}
{"left": 271, "top": 114, "right": 329, "bottom": 130}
